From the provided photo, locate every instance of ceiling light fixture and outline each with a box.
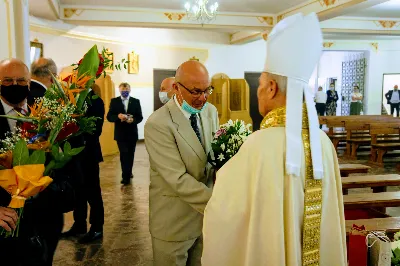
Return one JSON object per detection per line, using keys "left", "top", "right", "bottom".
{"left": 184, "top": 0, "right": 219, "bottom": 24}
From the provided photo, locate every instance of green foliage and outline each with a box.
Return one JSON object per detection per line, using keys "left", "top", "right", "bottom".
{"left": 28, "top": 150, "right": 46, "bottom": 165}
{"left": 44, "top": 142, "right": 84, "bottom": 175}
{"left": 78, "top": 116, "right": 98, "bottom": 135}
{"left": 12, "top": 139, "right": 29, "bottom": 166}
{"left": 392, "top": 248, "right": 400, "bottom": 265}
{"left": 76, "top": 89, "right": 90, "bottom": 112}
{"left": 78, "top": 45, "right": 100, "bottom": 80}
{"left": 49, "top": 72, "right": 68, "bottom": 103}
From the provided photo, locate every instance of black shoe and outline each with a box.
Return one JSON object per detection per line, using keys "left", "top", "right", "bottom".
{"left": 121, "top": 178, "right": 130, "bottom": 185}
{"left": 78, "top": 230, "right": 103, "bottom": 244}
{"left": 61, "top": 225, "right": 87, "bottom": 238}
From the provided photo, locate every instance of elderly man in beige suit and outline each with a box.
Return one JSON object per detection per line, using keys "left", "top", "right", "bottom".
{"left": 145, "top": 60, "right": 219, "bottom": 266}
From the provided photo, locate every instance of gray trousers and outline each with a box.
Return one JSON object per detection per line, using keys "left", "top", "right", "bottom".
{"left": 152, "top": 236, "right": 203, "bottom": 266}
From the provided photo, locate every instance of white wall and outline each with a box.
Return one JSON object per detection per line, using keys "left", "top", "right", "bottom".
{"left": 206, "top": 39, "right": 266, "bottom": 78}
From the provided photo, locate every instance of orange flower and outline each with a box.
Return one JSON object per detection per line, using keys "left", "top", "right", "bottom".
{"left": 0, "top": 165, "right": 53, "bottom": 208}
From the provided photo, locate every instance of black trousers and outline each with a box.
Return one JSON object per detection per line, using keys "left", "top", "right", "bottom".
{"left": 117, "top": 141, "right": 137, "bottom": 179}
{"left": 315, "top": 103, "right": 326, "bottom": 116}
{"left": 391, "top": 103, "right": 400, "bottom": 117}
{"left": 73, "top": 159, "right": 104, "bottom": 231}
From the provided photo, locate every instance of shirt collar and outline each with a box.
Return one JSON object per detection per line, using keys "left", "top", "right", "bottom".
{"left": 31, "top": 79, "right": 48, "bottom": 90}
{"left": 0, "top": 98, "right": 14, "bottom": 115}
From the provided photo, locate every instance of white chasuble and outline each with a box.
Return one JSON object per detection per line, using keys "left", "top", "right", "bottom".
{"left": 202, "top": 107, "right": 347, "bottom": 266}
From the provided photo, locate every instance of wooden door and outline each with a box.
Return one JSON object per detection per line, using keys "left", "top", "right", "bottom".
{"left": 153, "top": 69, "right": 176, "bottom": 111}
{"left": 244, "top": 72, "right": 263, "bottom": 131}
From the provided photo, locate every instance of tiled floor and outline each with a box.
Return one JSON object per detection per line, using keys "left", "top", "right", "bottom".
{"left": 54, "top": 143, "right": 153, "bottom": 266}
{"left": 54, "top": 143, "right": 400, "bottom": 265}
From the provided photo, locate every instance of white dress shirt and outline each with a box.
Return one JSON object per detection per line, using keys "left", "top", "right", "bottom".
{"left": 174, "top": 96, "right": 205, "bottom": 147}
{"left": 315, "top": 90, "right": 327, "bottom": 104}
{"left": 121, "top": 96, "right": 129, "bottom": 112}
{"left": 391, "top": 91, "right": 400, "bottom": 104}
{"left": 1, "top": 98, "right": 27, "bottom": 133}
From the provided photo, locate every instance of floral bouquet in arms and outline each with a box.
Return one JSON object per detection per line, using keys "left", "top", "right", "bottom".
{"left": 0, "top": 45, "right": 128, "bottom": 237}
{"left": 208, "top": 120, "right": 252, "bottom": 183}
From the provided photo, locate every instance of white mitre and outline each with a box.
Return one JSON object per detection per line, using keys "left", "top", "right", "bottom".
{"left": 264, "top": 13, "right": 323, "bottom": 179}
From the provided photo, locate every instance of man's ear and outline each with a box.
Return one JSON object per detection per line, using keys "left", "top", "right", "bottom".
{"left": 267, "top": 79, "right": 278, "bottom": 100}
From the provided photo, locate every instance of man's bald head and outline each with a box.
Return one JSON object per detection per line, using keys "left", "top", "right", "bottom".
{"left": 0, "top": 59, "right": 30, "bottom": 77}
{"left": 160, "top": 77, "right": 176, "bottom": 100}
{"left": 175, "top": 61, "right": 209, "bottom": 87}
{"left": 31, "top": 57, "right": 57, "bottom": 89}
{"left": 0, "top": 58, "right": 30, "bottom": 107}
{"left": 174, "top": 61, "right": 210, "bottom": 110}
{"left": 257, "top": 72, "right": 287, "bottom": 117}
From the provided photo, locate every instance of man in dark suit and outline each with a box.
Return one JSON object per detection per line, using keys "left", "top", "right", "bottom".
{"left": 0, "top": 58, "right": 28, "bottom": 241}
{"left": 107, "top": 82, "right": 143, "bottom": 185}
{"left": 62, "top": 84, "right": 106, "bottom": 243}
{"left": 28, "top": 58, "right": 57, "bottom": 106}
{"left": 385, "top": 85, "right": 400, "bottom": 117}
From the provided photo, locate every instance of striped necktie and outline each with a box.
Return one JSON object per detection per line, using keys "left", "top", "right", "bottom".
{"left": 190, "top": 114, "right": 201, "bottom": 143}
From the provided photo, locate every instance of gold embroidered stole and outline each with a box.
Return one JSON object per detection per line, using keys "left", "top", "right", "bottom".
{"left": 260, "top": 106, "right": 323, "bottom": 266}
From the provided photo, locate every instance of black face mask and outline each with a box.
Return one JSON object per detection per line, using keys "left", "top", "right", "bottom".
{"left": 0, "top": 85, "right": 29, "bottom": 105}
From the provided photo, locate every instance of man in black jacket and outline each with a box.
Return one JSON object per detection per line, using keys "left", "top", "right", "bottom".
{"left": 107, "top": 82, "right": 143, "bottom": 185}
{"left": 62, "top": 85, "right": 106, "bottom": 243}
{"left": 28, "top": 58, "right": 57, "bottom": 106}
{"left": 385, "top": 85, "right": 400, "bottom": 117}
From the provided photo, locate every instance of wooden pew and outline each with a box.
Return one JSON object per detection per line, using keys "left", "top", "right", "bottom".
{"left": 346, "top": 217, "right": 400, "bottom": 235}
{"left": 344, "top": 122, "right": 370, "bottom": 158}
{"left": 340, "top": 164, "right": 370, "bottom": 177}
{"left": 370, "top": 123, "right": 400, "bottom": 166}
{"left": 344, "top": 192, "right": 400, "bottom": 209}
{"left": 342, "top": 174, "right": 400, "bottom": 193}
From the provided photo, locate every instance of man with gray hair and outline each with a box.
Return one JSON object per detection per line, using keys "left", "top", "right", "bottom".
{"left": 28, "top": 58, "right": 57, "bottom": 106}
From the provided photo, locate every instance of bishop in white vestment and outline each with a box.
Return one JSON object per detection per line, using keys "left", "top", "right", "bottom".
{"left": 202, "top": 13, "right": 347, "bottom": 266}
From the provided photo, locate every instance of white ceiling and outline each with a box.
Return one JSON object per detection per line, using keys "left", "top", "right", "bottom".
{"left": 60, "top": 0, "right": 305, "bottom": 13}
{"left": 29, "top": 0, "right": 58, "bottom": 20}
{"left": 347, "top": 0, "right": 400, "bottom": 18}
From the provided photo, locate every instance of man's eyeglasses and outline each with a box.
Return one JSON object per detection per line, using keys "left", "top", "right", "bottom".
{"left": 177, "top": 82, "right": 213, "bottom": 97}
{"left": 0, "top": 78, "right": 29, "bottom": 86}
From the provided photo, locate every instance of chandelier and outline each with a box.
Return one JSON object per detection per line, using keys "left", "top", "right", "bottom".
{"left": 184, "top": 0, "right": 219, "bottom": 23}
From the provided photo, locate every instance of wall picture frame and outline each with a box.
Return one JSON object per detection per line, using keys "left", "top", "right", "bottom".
{"left": 105, "top": 49, "right": 114, "bottom": 74}
{"left": 128, "top": 52, "right": 139, "bottom": 74}
{"left": 30, "top": 40, "right": 43, "bottom": 62}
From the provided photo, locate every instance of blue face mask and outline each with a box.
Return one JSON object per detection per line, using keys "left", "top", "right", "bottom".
{"left": 181, "top": 100, "right": 208, "bottom": 114}
{"left": 121, "top": 91, "right": 130, "bottom": 98}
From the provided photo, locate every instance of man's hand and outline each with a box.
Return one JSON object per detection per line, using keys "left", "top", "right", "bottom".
{"left": 0, "top": 207, "right": 17, "bottom": 232}
{"left": 118, "top": 113, "right": 127, "bottom": 122}
{"left": 127, "top": 117, "right": 134, "bottom": 124}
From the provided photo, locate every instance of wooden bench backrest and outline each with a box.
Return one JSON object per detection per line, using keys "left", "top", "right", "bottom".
{"left": 370, "top": 123, "right": 400, "bottom": 144}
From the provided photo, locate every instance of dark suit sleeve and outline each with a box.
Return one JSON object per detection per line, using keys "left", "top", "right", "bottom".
{"left": 93, "top": 98, "right": 105, "bottom": 137}
{"left": 133, "top": 99, "right": 143, "bottom": 125}
{"left": 385, "top": 91, "right": 391, "bottom": 99}
{"left": 0, "top": 187, "right": 11, "bottom": 207}
{"left": 107, "top": 99, "right": 119, "bottom": 123}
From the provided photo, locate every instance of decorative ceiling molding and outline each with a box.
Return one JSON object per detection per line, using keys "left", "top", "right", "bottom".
{"left": 63, "top": 8, "right": 83, "bottom": 18}
{"left": 230, "top": 31, "right": 263, "bottom": 45}
{"left": 374, "top": 21, "right": 398, "bottom": 29}
{"left": 319, "top": 0, "right": 337, "bottom": 7}
{"left": 60, "top": 6, "right": 272, "bottom": 31}
{"left": 370, "top": 42, "right": 378, "bottom": 52}
{"left": 277, "top": 0, "right": 369, "bottom": 23}
{"left": 323, "top": 42, "right": 334, "bottom": 48}
{"left": 262, "top": 32, "right": 268, "bottom": 41}
{"left": 257, "top": 16, "right": 274, "bottom": 26}
{"left": 164, "top": 13, "right": 186, "bottom": 21}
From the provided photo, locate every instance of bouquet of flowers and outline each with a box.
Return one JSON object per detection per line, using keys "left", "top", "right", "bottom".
{"left": 0, "top": 45, "right": 128, "bottom": 237}
{"left": 208, "top": 120, "right": 252, "bottom": 171}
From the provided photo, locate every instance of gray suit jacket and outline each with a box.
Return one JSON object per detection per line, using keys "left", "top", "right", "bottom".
{"left": 144, "top": 99, "right": 219, "bottom": 242}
